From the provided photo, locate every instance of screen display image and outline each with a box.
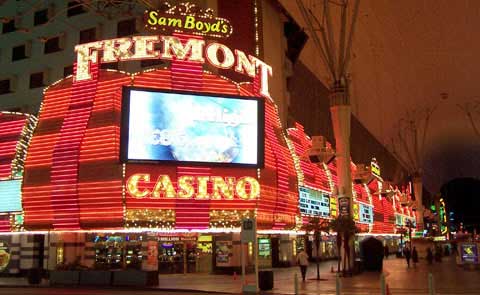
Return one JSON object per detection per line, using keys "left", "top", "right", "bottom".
{"left": 122, "top": 88, "right": 264, "bottom": 167}
{"left": 299, "top": 186, "right": 330, "bottom": 217}
{"left": 358, "top": 203, "right": 373, "bottom": 224}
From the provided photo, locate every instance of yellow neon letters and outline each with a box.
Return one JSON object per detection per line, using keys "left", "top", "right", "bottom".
{"left": 126, "top": 174, "right": 260, "bottom": 200}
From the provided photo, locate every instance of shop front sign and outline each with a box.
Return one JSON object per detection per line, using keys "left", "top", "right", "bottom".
{"left": 127, "top": 173, "right": 260, "bottom": 200}
{"left": 75, "top": 35, "right": 272, "bottom": 98}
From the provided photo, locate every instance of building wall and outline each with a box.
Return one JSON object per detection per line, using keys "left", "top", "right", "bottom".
{"left": 0, "top": 0, "right": 145, "bottom": 113}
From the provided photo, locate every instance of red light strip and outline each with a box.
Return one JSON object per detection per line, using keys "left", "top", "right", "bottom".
{"left": 0, "top": 115, "right": 29, "bottom": 180}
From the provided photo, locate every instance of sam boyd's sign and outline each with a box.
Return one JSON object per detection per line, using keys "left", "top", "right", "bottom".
{"left": 144, "top": 2, "right": 233, "bottom": 38}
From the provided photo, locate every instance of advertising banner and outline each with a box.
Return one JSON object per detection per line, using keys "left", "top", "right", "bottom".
{"left": 338, "top": 197, "right": 350, "bottom": 217}
{"left": 215, "top": 241, "right": 233, "bottom": 267}
{"left": 146, "top": 241, "right": 159, "bottom": 270}
{"left": 461, "top": 243, "right": 478, "bottom": 264}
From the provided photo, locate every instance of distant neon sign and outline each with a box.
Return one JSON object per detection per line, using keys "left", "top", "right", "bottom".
{"left": 74, "top": 35, "right": 272, "bottom": 98}
{"left": 371, "top": 158, "right": 381, "bottom": 177}
{"left": 126, "top": 174, "right": 260, "bottom": 200}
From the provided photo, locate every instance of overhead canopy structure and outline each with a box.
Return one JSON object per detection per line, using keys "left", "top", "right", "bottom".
{"left": 284, "top": 0, "right": 480, "bottom": 193}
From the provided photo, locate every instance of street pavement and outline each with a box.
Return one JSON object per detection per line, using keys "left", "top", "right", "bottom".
{"left": 155, "top": 255, "right": 480, "bottom": 294}
{"left": 0, "top": 288, "right": 224, "bottom": 295}
{"left": 0, "top": 255, "right": 478, "bottom": 294}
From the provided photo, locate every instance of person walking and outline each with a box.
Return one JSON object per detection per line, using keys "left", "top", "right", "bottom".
{"left": 426, "top": 247, "right": 434, "bottom": 264}
{"left": 434, "top": 246, "right": 442, "bottom": 262}
{"left": 412, "top": 247, "right": 419, "bottom": 267}
{"left": 384, "top": 244, "right": 389, "bottom": 259}
{"left": 297, "top": 249, "right": 309, "bottom": 281}
{"left": 404, "top": 246, "right": 411, "bottom": 267}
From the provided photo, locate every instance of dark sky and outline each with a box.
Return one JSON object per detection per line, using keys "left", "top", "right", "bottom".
{"left": 441, "top": 177, "right": 480, "bottom": 232}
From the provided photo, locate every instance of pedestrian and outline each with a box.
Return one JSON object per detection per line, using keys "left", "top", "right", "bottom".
{"left": 384, "top": 244, "right": 389, "bottom": 259}
{"left": 434, "top": 246, "right": 442, "bottom": 262}
{"left": 297, "top": 249, "right": 309, "bottom": 281}
{"left": 426, "top": 247, "right": 433, "bottom": 264}
{"left": 403, "top": 246, "right": 411, "bottom": 267}
{"left": 412, "top": 247, "right": 418, "bottom": 267}
{"left": 444, "top": 245, "right": 450, "bottom": 256}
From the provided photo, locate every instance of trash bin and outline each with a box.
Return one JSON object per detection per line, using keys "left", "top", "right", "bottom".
{"left": 27, "top": 268, "right": 41, "bottom": 285}
{"left": 360, "top": 237, "right": 384, "bottom": 272}
{"left": 354, "top": 258, "right": 364, "bottom": 274}
{"left": 258, "top": 270, "right": 274, "bottom": 291}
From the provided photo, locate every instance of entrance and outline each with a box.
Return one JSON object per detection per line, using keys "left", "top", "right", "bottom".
{"left": 271, "top": 237, "right": 280, "bottom": 267}
{"left": 158, "top": 238, "right": 198, "bottom": 274}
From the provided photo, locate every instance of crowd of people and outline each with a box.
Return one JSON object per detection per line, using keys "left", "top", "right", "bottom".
{"left": 295, "top": 242, "right": 457, "bottom": 280}
{"left": 385, "top": 243, "right": 455, "bottom": 267}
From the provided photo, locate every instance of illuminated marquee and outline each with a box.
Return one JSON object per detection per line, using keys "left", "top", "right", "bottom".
{"left": 126, "top": 174, "right": 260, "bottom": 200}
{"left": 145, "top": 2, "right": 233, "bottom": 38}
{"left": 75, "top": 35, "right": 272, "bottom": 98}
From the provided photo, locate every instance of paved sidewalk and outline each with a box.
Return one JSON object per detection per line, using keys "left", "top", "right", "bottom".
{"left": 0, "top": 256, "right": 478, "bottom": 294}
{"left": 157, "top": 256, "right": 480, "bottom": 294}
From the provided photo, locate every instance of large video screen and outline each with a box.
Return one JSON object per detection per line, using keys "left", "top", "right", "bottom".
{"left": 121, "top": 87, "right": 264, "bottom": 167}
{"left": 299, "top": 186, "right": 330, "bottom": 217}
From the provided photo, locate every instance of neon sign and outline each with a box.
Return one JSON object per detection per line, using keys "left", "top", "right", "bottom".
{"left": 74, "top": 35, "right": 272, "bottom": 98}
{"left": 126, "top": 174, "right": 260, "bottom": 200}
{"left": 145, "top": 2, "right": 233, "bottom": 38}
{"left": 371, "top": 158, "right": 381, "bottom": 177}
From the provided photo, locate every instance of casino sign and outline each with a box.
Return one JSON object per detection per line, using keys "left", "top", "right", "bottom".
{"left": 75, "top": 35, "right": 272, "bottom": 98}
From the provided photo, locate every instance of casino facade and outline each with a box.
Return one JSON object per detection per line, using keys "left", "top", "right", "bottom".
{"left": 0, "top": 1, "right": 417, "bottom": 277}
